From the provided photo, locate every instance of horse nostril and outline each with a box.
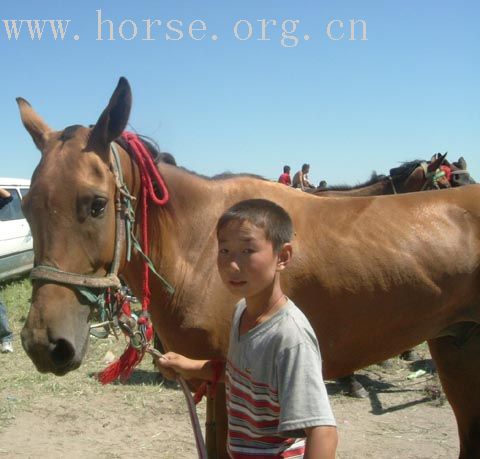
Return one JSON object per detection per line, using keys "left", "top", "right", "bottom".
{"left": 50, "top": 339, "right": 75, "bottom": 368}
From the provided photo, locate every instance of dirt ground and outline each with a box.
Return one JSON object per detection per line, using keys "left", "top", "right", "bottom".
{"left": 0, "top": 345, "right": 458, "bottom": 459}
{"left": 0, "top": 281, "right": 459, "bottom": 458}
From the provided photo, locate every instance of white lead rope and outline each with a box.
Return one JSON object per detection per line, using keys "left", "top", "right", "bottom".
{"left": 147, "top": 347, "right": 208, "bottom": 459}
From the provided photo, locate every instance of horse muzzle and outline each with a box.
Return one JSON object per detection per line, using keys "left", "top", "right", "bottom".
{"left": 21, "top": 325, "right": 82, "bottom": 375}
{"left": 21, "top": 284, "right": 91, "bottom": 375}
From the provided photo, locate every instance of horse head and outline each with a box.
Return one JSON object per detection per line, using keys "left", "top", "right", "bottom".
{"left": 450, "top": 156, "right": 476, "bottom": 186}
{"left": 17, "top": 78, "right": 134, "bottom": 375}
{"left": 389, "top": 153, "right": 453, "bottom": 193}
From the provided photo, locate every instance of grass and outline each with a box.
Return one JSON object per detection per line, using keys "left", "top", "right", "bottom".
{"left": 0, "top": 277, "right": 199, "bottom": 432}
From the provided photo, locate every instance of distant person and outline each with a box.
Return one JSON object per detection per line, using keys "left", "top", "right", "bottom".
{"left": 318, "top": 180, "right": 328, "bottom": 189}
{"left": 278, "top": 165, "right": 292, "bottom": 186}
{"left": 293, "top": 163, "right": 315, "bottom": 190}
{"left": 0, "top": 301, "right": 13, "bottom": 353}
{"left": 0, "top": 187, "right": 14, "bottom": 353}
{"left": 0, "top": 186, "right": 13, "bottom": 207}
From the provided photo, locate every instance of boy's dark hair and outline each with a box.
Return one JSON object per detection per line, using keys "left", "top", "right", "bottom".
{"left": 217, "top": 199, "right": 293, "bottom": 252}
{"left": 283, "top": 165, "right": 291, "bottom": 173}
{"left": 302, "top": 163, "right": 310, "bottom": 172}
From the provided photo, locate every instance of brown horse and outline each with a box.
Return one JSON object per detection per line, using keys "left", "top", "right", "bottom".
{"left": 314, "top": 157, "right": 475, "bottom": 198}
{"left": 18, "top": 78, "right": 480, "bottom": 458}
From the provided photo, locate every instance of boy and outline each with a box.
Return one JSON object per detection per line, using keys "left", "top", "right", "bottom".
{"left": 157, "top": 199, "right": 337, "bottom": 458}
{"left": 278, "top": 165, "right": 292, "bottom": 186}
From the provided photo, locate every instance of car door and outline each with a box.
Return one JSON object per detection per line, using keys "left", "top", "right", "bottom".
{"left": 0, "top": 186, "right": 33, "bottom": 282}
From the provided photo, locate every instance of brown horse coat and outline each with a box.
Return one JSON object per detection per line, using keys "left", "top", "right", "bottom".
{"left": 18, "top": 78, "right": 480, "bottom": 458}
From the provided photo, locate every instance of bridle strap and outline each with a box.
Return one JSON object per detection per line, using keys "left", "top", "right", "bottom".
{"left": 30, "top": 140, "right": 174, "bottom": 302}
{"left": 388, "top": 176, "right": 398, "bottom": 194}
{"left": 30, "top": 144, "right": 128, "bottom": 294}
{"left": 109, "top": 144, "right": 127, "bottom": 276}
{"left": 30, "top": 266, "right": 121, "bottom": 289}
{"left": 420, "top": 162, "right": 448, "bottom": 191}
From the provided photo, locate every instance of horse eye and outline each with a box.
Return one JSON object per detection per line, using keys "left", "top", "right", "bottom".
{"left": 91, "top": 198, "right": 107, "bottom": 218}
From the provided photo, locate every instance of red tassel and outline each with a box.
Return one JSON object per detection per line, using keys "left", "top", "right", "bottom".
{"left": 97, "top": 321, "right": 154, "bottom": 384}
{"left": 97, "top": 345, "right": 142, "bottom": 384}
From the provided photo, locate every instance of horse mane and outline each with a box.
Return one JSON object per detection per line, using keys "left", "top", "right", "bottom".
{"left": 173, "top": 168, "right": 267, "bottom": 182}
{"left": 117, "top": 133, "right": 267, "bottom": 182}
{"left": 210, "top": 172, "right": 267, "bottom": 181}
{"left": 389, "top": 160, "right": 424, "bottom": 181}
{"left": 116, "top": 134, "right": 164, "bottom": 164}
{"left": 322, "top": 172, "right": 387, "bottom": 191}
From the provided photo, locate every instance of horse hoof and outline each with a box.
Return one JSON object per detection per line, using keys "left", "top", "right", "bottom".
{"left": 400, "top": 350, "right": 420, "bottom": 361}
{"left": 349, "top": 382, "right": 369, "bottom": 398}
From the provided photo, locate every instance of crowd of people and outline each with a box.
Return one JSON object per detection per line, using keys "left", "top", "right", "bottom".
{"left": 278, "top": 163, "right": 327, "bottom": 191}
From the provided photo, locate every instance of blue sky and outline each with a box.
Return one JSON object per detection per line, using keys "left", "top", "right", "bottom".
{"left": 0, "top": 1, "right": 478, "bottom": 185}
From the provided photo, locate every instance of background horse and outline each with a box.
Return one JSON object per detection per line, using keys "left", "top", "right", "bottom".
{"left": 18, "top": 78, "right": 480, "bottom": 458}
{"left": 315, "top": 156, "right": 475, "bottom": 197}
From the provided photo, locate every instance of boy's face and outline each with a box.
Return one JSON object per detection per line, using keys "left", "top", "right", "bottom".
{"left": 217, "top": 220, "right": 289, "bottom": 298}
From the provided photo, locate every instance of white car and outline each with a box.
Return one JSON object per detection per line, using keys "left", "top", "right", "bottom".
{"left": 0, "top": 178, "right": 33, "bottom": 282}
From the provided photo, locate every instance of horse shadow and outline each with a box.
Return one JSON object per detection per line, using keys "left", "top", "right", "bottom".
{"left": 326, "top": 358, "right": 440, "bottom": 415}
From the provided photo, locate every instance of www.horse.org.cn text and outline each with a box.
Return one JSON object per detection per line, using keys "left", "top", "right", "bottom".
{"left": 0, "top": 10, "right": 368, "bottom": 48}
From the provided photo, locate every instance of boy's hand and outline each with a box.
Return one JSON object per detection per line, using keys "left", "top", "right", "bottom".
{"left": 155, "top": 352, "right": 204, "bottom": 381}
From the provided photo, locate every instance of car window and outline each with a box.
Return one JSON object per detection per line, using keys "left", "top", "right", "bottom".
{"left": 0, "top": 188, "right": 24, "bottom": 221}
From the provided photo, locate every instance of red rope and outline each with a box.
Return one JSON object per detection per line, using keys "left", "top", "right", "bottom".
{"left": 98, "top": 132, "right": 169, "bottom": 384}
{"left": 193, "top": 359, "right": 224, "bottom": 404}
{"left": 122, "top": 131, "right": 169, "bottom": 312}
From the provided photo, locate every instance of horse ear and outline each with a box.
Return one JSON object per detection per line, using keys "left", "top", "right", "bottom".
{"left": 16, "top": 97, "right": 53, "bottom": 152}
{"left": 88, "top": 77, "right": 132, "bottom": 158}
{"left": 427, "top": 152, "right": 447, "bottom": 172}
{"left": 456, "top": 157, "right": 467, "bottom": 170}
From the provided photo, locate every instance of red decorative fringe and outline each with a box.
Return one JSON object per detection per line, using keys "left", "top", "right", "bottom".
{"left": 97, "top": 322, "right": 154, "bottom": 385}
{"left": 98, "top": 344, "right": 141, "bottom": 384}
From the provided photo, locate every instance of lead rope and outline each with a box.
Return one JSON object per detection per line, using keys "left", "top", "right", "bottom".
{"left": 148, "top": 347, "right": 208, "bottom": 459}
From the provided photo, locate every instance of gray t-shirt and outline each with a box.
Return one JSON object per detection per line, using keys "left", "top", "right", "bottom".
{"left": 226, "top": 299, "right": 336, "bottom": 458}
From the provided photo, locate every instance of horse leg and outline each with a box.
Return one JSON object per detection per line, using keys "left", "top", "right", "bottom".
{"left": 428, "top": 326, "right": 480, "bottom": 459}
{"left": 338, "top": 374, "right": 369, "bottom": 398}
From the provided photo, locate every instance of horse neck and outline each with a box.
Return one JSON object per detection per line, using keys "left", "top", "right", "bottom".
{"left": 120, "top": 157, "right": 219, "bottom": 301}
{"left": 396, "top": 167, "right": 427, "bottom": 193}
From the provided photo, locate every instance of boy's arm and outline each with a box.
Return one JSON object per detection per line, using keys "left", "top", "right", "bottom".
{"left": 304, "top": 426, "right": 338, "bottom": 459}
{"left": 155, "top": 352, "right": 225, "bottom": 383}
